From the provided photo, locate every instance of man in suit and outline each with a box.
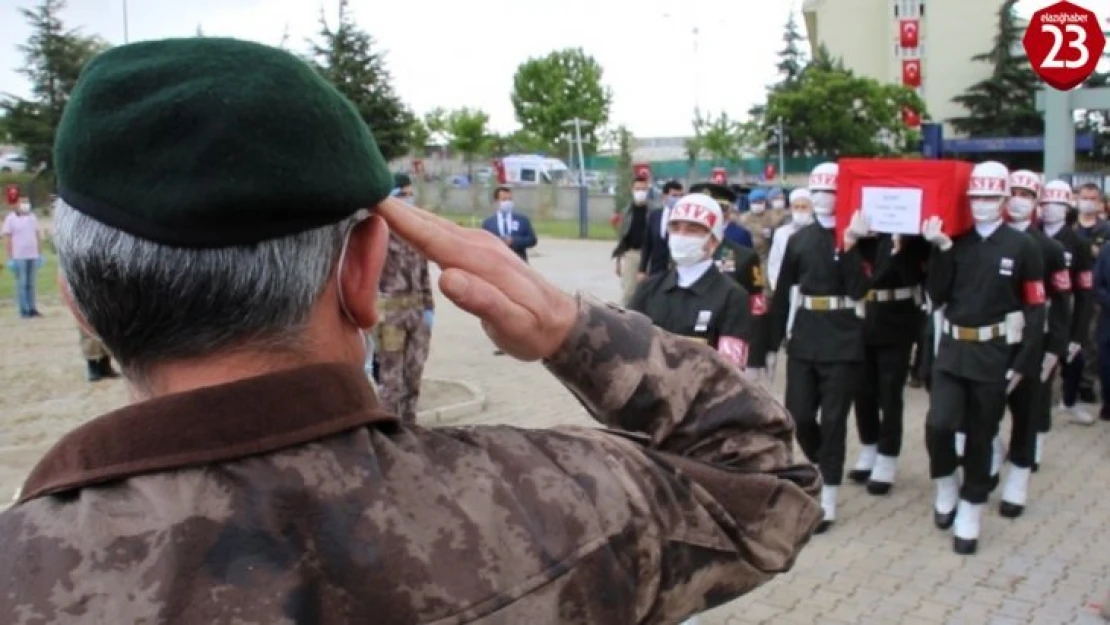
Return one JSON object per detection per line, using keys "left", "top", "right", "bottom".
{"left": 482, "top": 186, "right": 537, "bottom": 263}
{"left": 639, "top": 180, "right": 684, "bottom": 280}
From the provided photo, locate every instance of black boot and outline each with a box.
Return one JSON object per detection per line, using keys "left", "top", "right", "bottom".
{"left": 98, "top": 357, "right": 120, "bottom": 378}
{"left": 86, "top": 359, "right": 104, "bottom": 382}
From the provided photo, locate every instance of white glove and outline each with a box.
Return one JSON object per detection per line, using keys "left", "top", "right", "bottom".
{"left": 922, "top": 216, "right": 952, "bottom": 251}
{"left": 1040, "top": 353, "right": 1059, "bottom": 382}
{"left": 843, "top": 210, "right": 870, "bottom": 246}
{"left": 1067, "top": 342, "right": 1082, "bottom": 363}
{"left": 765, "top": 351, "right": 778, "bottom": 382}
{"left": 891, "top": 234, "right": 903, "bottom": 255}
{"left": 744, "top": 368, "right": 766, "bottom": 384}
{"left": 1006, "top": 369, "right": 1022, "bottom": 394}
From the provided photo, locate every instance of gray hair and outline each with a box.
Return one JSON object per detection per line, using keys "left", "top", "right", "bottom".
{"left": 52, "top": 201, "right": 356, "bottom": 379}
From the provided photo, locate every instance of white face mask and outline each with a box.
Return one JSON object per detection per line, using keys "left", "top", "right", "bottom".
{"left": 498, "top": 200, "right": 513, "bottom": 213}
{"left": 792, "top": 211, "right": 813, "bottom": 227}
{"left": 812, "top": 191, "right": 836, "bottom": 216}
{"left": 632, "top": 190, "right": 648, "bottom": 204}
{"left": 1008, "top": 196, "right": 1035, "bottom": 221}
{"left": 1042, "top": 203, "right": 1068, "bottom": 224}
{"left": 771, "top": 199, "right": 785, "bottom": 210}
{"left": 668, "top": 233, "right": 709, "bottom": 267}
{"left": 1078, "top": 199, "right": 1100, "bottom": 214}
{"left": 970, "top": 198, "right": 1003, "bottom": 223}
{"left": 749, "top": 202, "right": 766, "bottom": 214}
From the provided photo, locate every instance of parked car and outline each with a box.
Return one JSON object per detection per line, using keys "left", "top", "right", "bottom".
{"left": 0, "top": 153, "right": 27, "bottom": 173}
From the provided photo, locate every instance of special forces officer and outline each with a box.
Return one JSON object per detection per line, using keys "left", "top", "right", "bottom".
{"left": 847, "top": 232, "right": 928, "bottom": 496}
{"left": 922, "top": 161, "right": 1046, "bottom": 555}
{"left": 1041, "top": 180, "right": 1097, "bottom": 432}
{"left": 630, "top": 193, "right": 757, "bottom": 372}
{"left": 769, "top": 162, "right": 872, "bottom": 533}
{"left": 691, "top": 182, "right": 771, "bottom": 377}
{"left": 996, "top": 169, "right": 1071, "bottom": 519}
{"left": 740, "top": 187, "right": 788, "bottom": 272}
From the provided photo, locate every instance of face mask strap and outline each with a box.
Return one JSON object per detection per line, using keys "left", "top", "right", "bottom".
{"left": 336, "top": 209, "right": 371, "bottom": 329}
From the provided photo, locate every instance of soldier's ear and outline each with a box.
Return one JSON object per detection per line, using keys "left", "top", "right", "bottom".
{"left": 338, "top": 214, "right": 389, "bottom": 329}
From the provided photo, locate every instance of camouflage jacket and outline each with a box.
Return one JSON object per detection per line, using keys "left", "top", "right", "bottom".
{"left": 0, "top": 297, "right": 821, "bottom": 624}
{"left": 381, "top": 231, "right": 434, "bottom": 310}
{"left": 739, "top": 209, "right": 789, "bottom": 265}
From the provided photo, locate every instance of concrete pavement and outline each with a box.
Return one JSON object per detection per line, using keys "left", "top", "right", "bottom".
{"left": 422, "top": 237, "right": 1110, "bottom": 625}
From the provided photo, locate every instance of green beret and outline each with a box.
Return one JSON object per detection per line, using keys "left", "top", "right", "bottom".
{"left": 689, "top": 182, "right": 737, "bottom": 204}
{"left": 393, "top": 173, "right": 412, "bottom": 189}
{"left": 54, "top": 37, "right": 393, "bottom": 248}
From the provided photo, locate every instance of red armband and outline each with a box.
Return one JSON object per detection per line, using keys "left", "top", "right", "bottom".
{"left": 1051, "top": 270, "right": 1072, "bottom": 292}
{"left": 749, "top": 292, "right": 767, "bottom": 315}
{"left": 1078, "top": 270, "right": 1094, "bottom": 290}
{"left": 1023, "top": 280, "right": 1046, "bottom": 305}
{"left": 717, "top": 336, "right": 749, "bottom": 368}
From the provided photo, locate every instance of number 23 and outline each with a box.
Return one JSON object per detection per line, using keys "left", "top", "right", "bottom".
{"left": 1041, "top": 23, "right": 1090, "bottom": 69}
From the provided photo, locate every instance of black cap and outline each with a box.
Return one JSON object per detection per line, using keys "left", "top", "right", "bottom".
{"left": 689, "top": 182, "right": 737, "bottom": 204}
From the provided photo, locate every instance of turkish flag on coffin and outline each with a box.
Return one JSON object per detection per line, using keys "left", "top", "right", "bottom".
{"left": 834, "top": 158, "right": 976, "bottom": 250}
{"left": 902, "top": 59, "right": 921, "bottom": 87}
{"left": 900, "top": 20, "right": 919, "bottom": 48}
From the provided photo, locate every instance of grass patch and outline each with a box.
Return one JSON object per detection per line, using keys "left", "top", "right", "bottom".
{"left": 0, "top": 250, "right": 59, "bottom": 303}
{"left": 439, "top": 212, "right": 617, "bottom": 241}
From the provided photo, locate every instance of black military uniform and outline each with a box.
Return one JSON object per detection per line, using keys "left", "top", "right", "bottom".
{"left": 1072, "top": 219, "right": 1110, "bottom": 401}
{"left": 1048, "top": 223, "right": 1095, "bottom": 440}
{"left": 692, "top": 183, "right": 770, "bottom": 370}
{"left": 630, "top": 266, "right": 752, "bottom": 360}
{"left": 848, "top": 234, "right": 928, "bottom": 494}
{"left": 769, "top": 219, "right": 870, "bottom": 530}
{"left": 997, "top": 223, "right": 1070, "bottom": 516}
{"left": 925, "top": 224, "right": 1045, "bottom": 550}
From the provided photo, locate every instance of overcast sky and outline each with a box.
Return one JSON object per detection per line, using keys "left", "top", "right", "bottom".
{"left": 0, "top": 0, "right": 1103, "bottom": 137}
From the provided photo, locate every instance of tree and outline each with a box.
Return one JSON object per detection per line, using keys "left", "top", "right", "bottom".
{"left": 510, "top": 48, "right": 612, "bottom": 153}
{"left": 763, "top": 65, "right": 926, "bottom": 157}
{"left": 776, "top": 12, "right": 808, "bottom": 84}
{"left": 694, "top": 111, "right": 750, "bottom": 165}
{"left": 0, "top": 0, "right": 108, "bottom": 171}
{"left": 613, "top": 126, "right": 634, "bottom": 212}
{"left": 407, "top": 117, "right": 430, "bottom": 157}
{"left": 684, "top": 136, "right": 701, "bottom": 181}
{"left": 490, "top": 129, "right": 550, "bottom": 155}
{"left": 948, "top": 0, "right": 1041, "bottom": 137}
{"left": 307, "top": 0, "right": 413, "bottom": 160}
{"left": 441, "top": 108, "right": 492, "bottom": 176}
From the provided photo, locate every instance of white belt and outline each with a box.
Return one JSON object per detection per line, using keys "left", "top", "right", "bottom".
{"left": 941, "top": 320, "right": 1007, "bottom": 342}
{"left": 868, "top": 286, "right": 920, "bottom": 303}
{"left": 801, "top": 296, "right": 856, "bottom": 311}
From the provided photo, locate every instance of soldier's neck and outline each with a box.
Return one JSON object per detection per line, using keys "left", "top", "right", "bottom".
{"left": 675, "top": 259, "right": 713, "bottom": 287}
{"left": 1043, "top": 221, "right": 1065, "bottom": 236}
{"left": 1009, "top": 220, "right": 1031, "bottom": 231}
{"left": 815, "top": 214, "right": 835, "bottom": 229}
{"left": 975, "top": 220, "right": 1003, "bottom": 238}
{"left": 1078, "top": 214, "right": 1099, "bottom": 227}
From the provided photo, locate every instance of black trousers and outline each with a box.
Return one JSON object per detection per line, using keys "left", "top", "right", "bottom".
{"left": 854, "top": 342, "right": 913, "bottom": 457}
{"left": 1004, "top": 370, "right": 1041, "bottom": 468}
{"left": 925, "top": 368, "right": 1007, "bottom": 504}
{"left": 786, "top": 358, "right": 861, "bottom": 486}
{"left": 1037, "top": 366, "right": 1056, "bottom": 434}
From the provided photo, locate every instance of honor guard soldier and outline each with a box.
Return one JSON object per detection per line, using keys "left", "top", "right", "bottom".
{"left": 921, "top": 161, "right": 1046, "bottom": 555}
{"left": 997, "top": 170, "right": 1071, "bottom": 518}
{"left": 691, "top": 182, "right": 771, "bottom": 377}
{"left": 769, "top": 162, "right": 872, "bottom": 532}
{"left": 629, "top": 193, "right": 756, "bottom": 372}
{"left": 1044, "top": 181, "right": 1099, "bottom": 426}
{"left": 1042, "top": 180, "right": 1097, "bottom": 430}
{"left": 740, "top": 187, "right": 788, "bottom": 273}
{"left": 847, "top": 232, "right": 929, "bottom": 495}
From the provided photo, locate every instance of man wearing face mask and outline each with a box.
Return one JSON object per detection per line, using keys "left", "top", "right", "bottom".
{"left": 1072, "top": 183, "right": 1110, "bottom": 405}
{"left": 768, "top": 189, "right": 814, "bottom": 289}
{"left": 638, "top": 180, "right": 685, "bottom": 280}
{"left": 921, "top": 161, "right": 1045, "bottom": 555}
{"left": 481, "top": 186, "right": 537, "bottom": 263}
{"left": 611, "top": 175, "right": 652, "bottom": 305}
{"left": 769, "top": 162, "right": 872, "bottom": 533}
{"left": 629, "top": 193, "right": 756, "bottom": 373}
{"left": 992, "top": 170, "right": 1071, "bottom": 519}
{"left": 1041, "top": 181, "right": 1098, "bottom": 427}
{"left": 740, "top": 187, "right": 788, "bottom": 275}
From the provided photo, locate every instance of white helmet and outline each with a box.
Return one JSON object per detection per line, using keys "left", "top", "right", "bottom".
{"left": 808, "top": 162, "right": 838, "bottom": 192}
{"left": 669, "top": 193, "right": 726, "bottom": 241}
{"left": 968, "top": 161, "right": 1010, "bottom": 197}
{"left": 1009, "top": 170, "right": 1041, "bottom": 197}
{"left": 1040, "top": 180, "right": 1075, "bottom": 207}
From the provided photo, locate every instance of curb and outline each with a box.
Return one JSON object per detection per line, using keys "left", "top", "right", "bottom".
{"left": 416, "top": 377, "right": 487, "bottom": 425}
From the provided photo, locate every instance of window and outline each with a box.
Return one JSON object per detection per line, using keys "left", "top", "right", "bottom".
{"left": 520, "top": 168, "right": 536, "bottom": 183}
{"left": 894, "top": 5, "right": 899, "bottom": 16}
{"left": 919, "top": 2, "right": 925, "bottom": 16}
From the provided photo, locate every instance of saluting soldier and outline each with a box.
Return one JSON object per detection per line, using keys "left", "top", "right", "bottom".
{"left": 1041, "top": 180, "right": 1097, "bottom": 434}
{"left": 995, "top": 169, "right": 1070, "bottom": 519}
{"left": 847, "top": 232, "right": 928, "bottom": 495}
{"left": 740, "top": 187, "right": 788, "bottom": 271}
{"left": 921, "top": 161, "right": 1046, "bottom": 555}
{"left": 769, "top": 162, "right": 872, "bottom": 533}
{"left": 691, "top": 182, "right": 771, "bottom": 378}
{"left": 630, "top": 193, "right": 757, "bottom": 373}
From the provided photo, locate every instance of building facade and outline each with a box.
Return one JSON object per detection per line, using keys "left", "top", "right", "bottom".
{"left": 802, "top": 0, "right": 1002, "bottom": 137}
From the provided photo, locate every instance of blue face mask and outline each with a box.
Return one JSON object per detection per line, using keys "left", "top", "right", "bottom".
{"left": 664, "top": 196, "right": 679, "bottom": 209}
{"left": 498, "top": 200, "right": 513, "bottom": 213}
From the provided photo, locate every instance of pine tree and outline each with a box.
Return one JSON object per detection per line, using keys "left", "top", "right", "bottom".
{"left": 614, "top": 127, "right": 633, "bottom": 213}
{"left": 0, "top": 0, "right": 108, "bottom": 170}
{"left": 308, "top": 0, "right": 413, "bottom": 160}
{"left": 948, "top": 0, "right": 1042, "bottom": 137}
{"left": 776, "top": 12, "right": 808, "bottom": 84}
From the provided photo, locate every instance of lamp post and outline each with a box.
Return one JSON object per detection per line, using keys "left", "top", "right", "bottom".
{"left": 774, "top": 117, "right": 786, "bottom": 180}
{"left": 562, "top": 118, "right": 593, "bottom": 239}
{"left": 122, "top": 0, "right": 130, "bottom": 43}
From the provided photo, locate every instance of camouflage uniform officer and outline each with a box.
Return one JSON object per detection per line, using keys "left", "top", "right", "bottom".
{"left": 0, "top": 38, "right": 821, "bottom": 624}
{"left": 78, "top": 327, "right": 119, "bottom": 382}
{"left": 377, "top": 173, "right": 435, "bottom": 423}
{"left": 739, "top": 188, "right": 789, "bottom": 278}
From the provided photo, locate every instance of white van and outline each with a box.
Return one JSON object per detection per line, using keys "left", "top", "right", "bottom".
{"left": 500, "top": 154, "right": 570, "bottom": 185}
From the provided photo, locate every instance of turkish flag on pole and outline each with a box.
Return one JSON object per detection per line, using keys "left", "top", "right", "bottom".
{"left": 902, "top": 59, "right": 922, "bottom": 87}
{"left": 902, "top": 108, "right": 921, "bottom": 128}
{"left": 4, "top": 185, "right": 17, "bottom": 206}
{"left": 900, "top": 19, "right": 919, "bottom": 48}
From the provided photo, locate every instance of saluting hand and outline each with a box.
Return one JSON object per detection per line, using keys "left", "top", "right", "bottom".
{"left": 376, "top": 198, "right": 578, "bottom": 361}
